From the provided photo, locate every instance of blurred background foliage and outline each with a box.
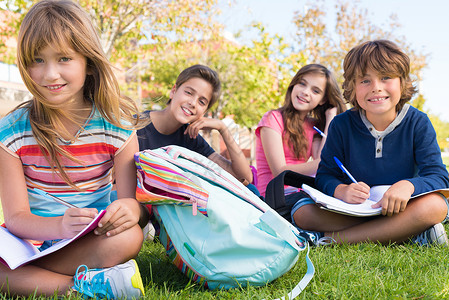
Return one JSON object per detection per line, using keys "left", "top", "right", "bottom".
{"left": 1, "top": 0, "right": 448, "bottom": 149}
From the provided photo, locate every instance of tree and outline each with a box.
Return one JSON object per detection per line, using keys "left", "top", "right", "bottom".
{"left": 112, "top": 0, "right": 222, "bottom": 101}
{"left": 0, "top": 0, "right": 220, "bottom": 100}
{"left": 2, "top": 0, "right": 446, "bottom": 135}
{"left": 211, "top": 23, "right": 293, "bottom": 127}
{"left": 291, "top": 0, "right": 427, "bottom": 85}
{"left": 0, "top": 1, "right": 27, "bottom": 64}
{"left": 428, "top": 113, "right": 449, "bottom": 151}
{"left": 139, "top": 0, "right": 436, "bottom": 128}
{"left": 141, "top": 22, "right": 295, "bottom": 128}
{"left": 0, "top": 0, "right": 219, "bottom": 57}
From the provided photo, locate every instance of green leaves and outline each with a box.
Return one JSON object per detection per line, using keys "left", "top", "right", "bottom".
{"left": 2, "top": 0, "right": 442, "bottom": 132}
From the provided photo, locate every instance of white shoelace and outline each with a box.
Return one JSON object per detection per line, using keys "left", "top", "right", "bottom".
{"left": 316, "top": 236, "right": 336, "bottom": 246}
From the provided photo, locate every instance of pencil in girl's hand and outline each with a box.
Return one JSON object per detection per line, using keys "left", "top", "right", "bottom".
{"left": 33, "top": 188, "right": 78, "bottom": 208}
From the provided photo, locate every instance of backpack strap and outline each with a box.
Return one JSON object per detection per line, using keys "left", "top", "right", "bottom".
{"left": 267, "top": 244, "right": 315, "bottom": 300}
{"left": 265, "top": 170, "right": 316, "bottom": 209}
{"left": 264, "top": 171, "right": 316, "bottom": 221}
{"left": 259, "top": 209, "right": 314, "bottom": 299}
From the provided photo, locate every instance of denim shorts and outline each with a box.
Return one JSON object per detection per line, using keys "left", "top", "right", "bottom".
{"left": 438, "top": 192, "right": 449, "bottom": 224}
{"left": 288, "top": 191, "right": 449, "bottom": 225}
{"left": 288, "top": 191, "right": 315, "bottom": 227}
{"left": 38, "top": 239, "right": 61, "bottom": 251}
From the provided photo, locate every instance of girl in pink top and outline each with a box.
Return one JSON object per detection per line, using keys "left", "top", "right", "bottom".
{"left": 255, "top": 64, "right": 346, "bottom": 196}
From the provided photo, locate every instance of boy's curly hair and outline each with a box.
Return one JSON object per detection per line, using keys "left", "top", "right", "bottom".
{"left": 342, "top": 40, "right": 417, "bottom": 111}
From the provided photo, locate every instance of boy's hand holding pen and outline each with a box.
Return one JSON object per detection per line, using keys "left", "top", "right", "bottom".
{"left": 333, "top": 157, "right": 370, "bottom": 204}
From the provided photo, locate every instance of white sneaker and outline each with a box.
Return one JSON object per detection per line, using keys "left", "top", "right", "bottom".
{"left": 412, "top": 223, "right": 449, "bottom": 246}
{"left": 72, "top": 259, "right": 145, "bottom": 299}
{"left": 142, "top": 221, "right": 155, "bottom": 241}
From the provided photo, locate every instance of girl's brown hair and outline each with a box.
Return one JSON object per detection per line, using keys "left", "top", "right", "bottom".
{"left": 279, "top": 64, "right": 346, "bottom": 159}
{"left": 15, "top": 0, "right": 147, "bottom": 189}
{"left": 342, "top": 39, "right": 417, "bottom": 111}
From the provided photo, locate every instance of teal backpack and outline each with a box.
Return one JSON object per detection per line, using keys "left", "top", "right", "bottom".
{"left": 135, "top": 146, "right": 314, "bottom": 297}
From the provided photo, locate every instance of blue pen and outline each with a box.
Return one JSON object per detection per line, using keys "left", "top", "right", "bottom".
{"left": 333, "top": 156, "right": 358, "bottom": 184}
{"left": 313, "top": 126, "right": 326, "bottom": 138}
{"left": 34, "top": 188, "right": 78, "bottom": 208}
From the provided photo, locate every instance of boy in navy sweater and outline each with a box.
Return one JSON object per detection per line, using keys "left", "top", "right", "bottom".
{"left": 293, "top": 40, "right": 449, "bottom": 246}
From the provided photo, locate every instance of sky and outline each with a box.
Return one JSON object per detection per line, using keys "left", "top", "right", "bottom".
{"left": 218, "top": 0, "right": 449, "bottom": 122}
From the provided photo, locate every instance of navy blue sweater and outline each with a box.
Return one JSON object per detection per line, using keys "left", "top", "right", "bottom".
{"left": 316, "top": 105, "right": 449, "bottom": 197}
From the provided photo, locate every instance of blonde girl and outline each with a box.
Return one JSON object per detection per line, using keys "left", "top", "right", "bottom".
{"left": 0, "top": 0, "right": 148, "bottom": 298}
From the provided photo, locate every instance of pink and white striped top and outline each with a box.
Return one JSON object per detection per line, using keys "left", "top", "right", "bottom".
{"left": 0, "top": 106, "right": 135, "bottom": 217}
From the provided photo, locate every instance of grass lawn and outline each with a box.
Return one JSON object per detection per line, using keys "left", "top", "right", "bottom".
{"left": 4, "top": 231, "right": 449, "bottom": 299}
{"left": 1, "top": 157, "right": 449, "bottom": 299}
{"left": 133, "top": 237, "right": 449, "bottom": 300}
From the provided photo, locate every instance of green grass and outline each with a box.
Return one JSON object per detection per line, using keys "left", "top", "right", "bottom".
{"left": 133, "top": 238, "right": 449, "bottom": 299}
{"left": 1, "top": 156, "right": 449, "bottom": 299}
{"left": 3, "top": 238, "right": 449, "bottom": 299}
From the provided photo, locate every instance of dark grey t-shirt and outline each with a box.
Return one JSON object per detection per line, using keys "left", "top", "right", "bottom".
{"left": 137, "top": 111, "right": 215, "bottom": 157}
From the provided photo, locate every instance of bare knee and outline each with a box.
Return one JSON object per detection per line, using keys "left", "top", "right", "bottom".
{"left": 113, "top": 224, "right": 144, "bottom": 258}
{"left": 293, "top": 204, "right": 320, "bottom": 230}
{"left": 94, "top": 225, "right": 143, "bottom": 267}
{"left": 410, "top": 193, "right": 447, "bottom": 225}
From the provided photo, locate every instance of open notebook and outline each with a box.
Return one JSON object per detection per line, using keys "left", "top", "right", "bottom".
{"left": 302, "top": 184, "right": 387, "bottom": 216}
{"left": 0, "top": 210, "right": 105, "bottom": 270}
{"left": 302, "top": 184, "right": 449, "bottom": 217}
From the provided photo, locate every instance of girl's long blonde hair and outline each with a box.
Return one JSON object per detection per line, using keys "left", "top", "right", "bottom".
{"left": 279, "top": 64, "right": 346, "bottom": 159}
{"left": 15, "top": 0, "right": 147, "bottom": 188}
